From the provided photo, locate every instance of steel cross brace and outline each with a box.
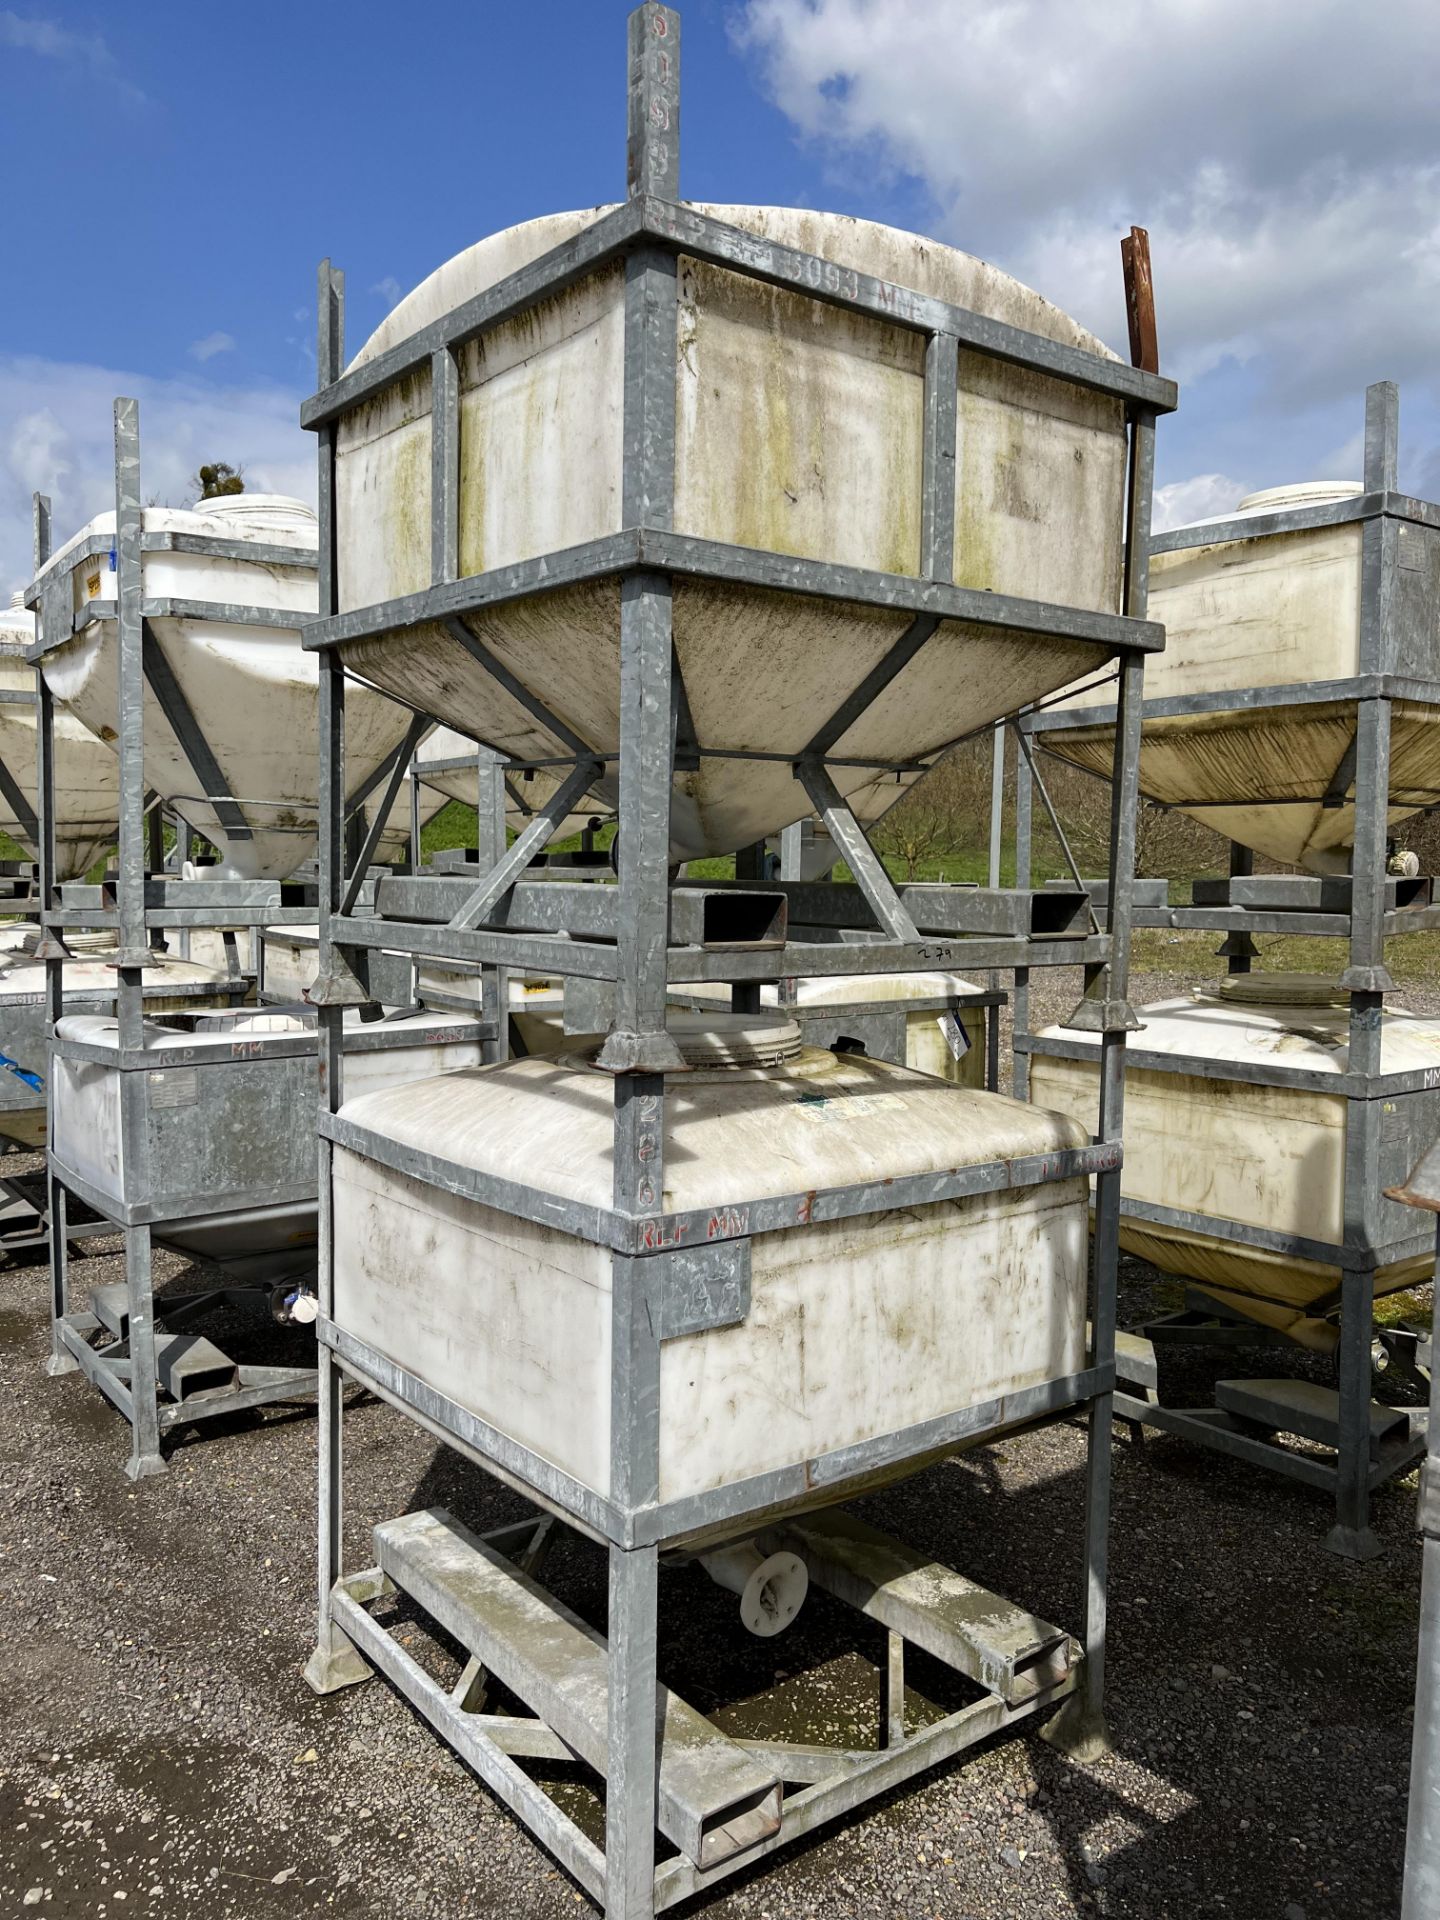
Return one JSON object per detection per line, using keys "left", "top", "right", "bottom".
{"left": 338, "top": 713, "right": 428, "bottom": 917}
{"left": 796, "top": 758, "right": 918, "bottom": 945}
{"left": 446, "top": 759, "right": 604, "bottom": 931}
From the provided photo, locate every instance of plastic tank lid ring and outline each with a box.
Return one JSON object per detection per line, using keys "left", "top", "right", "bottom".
{"left": 1235, "top": 481, "right": 1363, "bottom": 516}
{"left": 194, "top": 494, "right": 318, "bottom": 531}
{"left": 576, "top": 1010, "right": 806, "bottom": 1074}
{"left": 1194, "top": 972, "right": 1364, "bottom": 1011}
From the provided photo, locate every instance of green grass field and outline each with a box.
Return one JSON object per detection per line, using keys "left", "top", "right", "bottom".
{"left": 20, "top": 804, "right": 1440, "bottom": 991}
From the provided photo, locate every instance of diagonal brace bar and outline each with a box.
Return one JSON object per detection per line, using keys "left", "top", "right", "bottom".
{"left": 339, "top": 715, "right": 428, "bottom": 918}
{"left": 805, "top": 613, "right": 940, "bottom": 758}
{"left": 0, "top": 750, "right": 39, "bottom": 847}
{"left": 442, "top": 616, "right": 593, "bottom": 759}
{"left": 1322, "top": 730, "right": 1360, "bottom": 810}
{"left": 142, "top": 624, "right": 252, "bottom": 843}
{"left": 345, "top": 735, "right": 408, "bottom": 818}
{"left": 447, "top": 758, "right": 601, "bottom": 930}
{"left": 1011, "top": 721, "right": 1100, "bottom": 932}
{"left": 797, "top": 756, "right": 919, "bottom": 944}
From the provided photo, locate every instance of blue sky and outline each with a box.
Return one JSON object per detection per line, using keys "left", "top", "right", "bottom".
{"left": 3, "top": 0, "right": 1437, "bottom": 588}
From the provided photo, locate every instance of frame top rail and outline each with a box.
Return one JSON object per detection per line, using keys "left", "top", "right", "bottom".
{"left": 299, "top": 197, "right": 1176, "bottom": 435}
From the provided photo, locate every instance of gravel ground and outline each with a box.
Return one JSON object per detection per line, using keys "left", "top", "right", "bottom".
{"left": 0, "top": 967, "right": 1428, "bottom": 1920}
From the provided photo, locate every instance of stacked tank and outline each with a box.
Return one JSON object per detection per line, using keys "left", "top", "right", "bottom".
{"left": 1021, "top": 383, "right": 1437, "bottom": 1556}
{"left": 0, "top": 592, "right": 116, "bottom": 881}
{"left": 298, "top": 10, "right": 1171, "bottom": 1913}
{"left": 27, "top": 413, "right": 495, "bottom": 1478}
{"left": 36, "top": 491, "right": 420, "bottom": 878}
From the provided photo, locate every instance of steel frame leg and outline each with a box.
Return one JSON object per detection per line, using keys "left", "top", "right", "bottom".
{"left": 1402, "top": 1221, "right": 1440, "bottom": 1917}
{"left": 123, "top": 1223, "right": 165, "bottom": 1481}
{"left": 304, "top": 1345, "right": 371, "bottom": 1694}
{"left": 1041, "top": 1152, "right": 1121, "bottom": 1762}
{"left": 45, "top": 1177, "right": 76, "bottom": 1376}
{"left": 605, "top": 1542, "right": 659, "bottom": 1919}
{"left": 1327, "top": 1265, "right": 1382, "bottom": 1560}
{"left": 1042, "top": 1397, "right": 1115, "bottom": 1761}
{"left": 1405, "top": 1515, "right": 1440, "bottom": 1915}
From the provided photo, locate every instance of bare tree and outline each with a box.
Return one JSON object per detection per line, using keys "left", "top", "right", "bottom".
{"left": 871, "top": 801, "right": 952, "bottom": 880}
{"left": 1051, "top": 763, "right": 1227, "bottom": 880}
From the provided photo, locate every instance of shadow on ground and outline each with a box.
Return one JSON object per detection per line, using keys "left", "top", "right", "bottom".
{"left": 0, "top": 1190, "right": 1421, "bottom": 1919}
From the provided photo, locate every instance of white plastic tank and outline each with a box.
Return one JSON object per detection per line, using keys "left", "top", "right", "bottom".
{"left": 1028, "top": 974, "right": 1440, "bottom": 1339}
{"left": 671, "top": 972, "right": 989, "bottom": 1086}
{"left": 331, "top": 1014, "right": 1090, "bottom": 1510}
{"left": 51, "top": 1005, "right": 487, "bottom": 1273}
{"left": 334, "top": 206, "right": 1130, "bottom": 860}
{"left": 1043, "top": 481, "right": 1440, "bottom": 872}
{"left": 0, "top": 593, "right": 117, "bottom": 879}
{"left": 0, "top": 948, "right": 238, "bottom": 1149}
{"left": 32, "top": 497, "right": 421, "bottom": 880}
{"left": 172, "top": 926, "right": 254, "bottom": 976}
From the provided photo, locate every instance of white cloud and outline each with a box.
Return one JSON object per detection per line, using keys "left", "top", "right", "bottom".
{"left": 0, "top": 356, "right": 313, "bottom": 594}
{"left": 737, "top": 0, "right": 1440, "bottom": 483}
{"left": 0, "top": 9, "right": 147, "bottom": 105}
{"left": 371, "top": 276, "right": 403, "bottom": 312}
{"left": 1151, "top": 474, "right": 1248, "bottom": 535}
{"left": 188, "top": 331, "right": 236, "bottom": 364}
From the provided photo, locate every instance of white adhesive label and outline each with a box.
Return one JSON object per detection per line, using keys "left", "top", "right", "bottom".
{"left": 795, "top": 1092, "right": 908, "bottom": 1122}
{"left": 937, "top": 1011, "right": 971, "bottom": 1060}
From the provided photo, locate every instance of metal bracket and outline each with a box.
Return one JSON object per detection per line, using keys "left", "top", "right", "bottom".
{"left": 595, "top": 1025, "right": 689, "bottom": 1074}
{"left": 1338, "top": 965, "right": 1397, "bottom": 994}
{"left": 1061, "top": 993, "right": 1142, "bottom": 1035}
{"left": 308, "top": 947, "right": 375, "bottom": 1008}
{"left": 657, "top": 1240, "right": 750, "bottom": 1340}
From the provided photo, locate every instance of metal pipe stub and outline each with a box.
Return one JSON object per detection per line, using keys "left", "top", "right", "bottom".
{"left": 762, "top": 1506, "right": 1073, "bottom": 1707}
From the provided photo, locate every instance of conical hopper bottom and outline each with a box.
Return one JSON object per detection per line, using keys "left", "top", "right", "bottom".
{"left": 1044, "top": 700, "right": 1440, "bottom": 873}
{"left": 0, "top": 612, "right": 117, "bottom": 882}
{"left": 343, "top": 580, "right": 1109, "bottom": 863}
{"left": 35, "top": 501, "right": 424, "bottom": 881}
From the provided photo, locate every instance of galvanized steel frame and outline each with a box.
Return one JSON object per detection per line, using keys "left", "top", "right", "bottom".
{"left": 304, "top": 6, "right": 1159, "bottom": 1910}
{"left": 1020, "top": 382, "right": 1435, "bottom": 1556}
{"left": 1403, "top": 1220, "right": 1440, "bottom": 1916}
{"left": 24, "top": 402, "right": 434, "bottom": 1478}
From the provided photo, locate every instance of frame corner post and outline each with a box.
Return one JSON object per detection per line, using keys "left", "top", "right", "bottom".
{"left": 1400, "top": 1217, "right": 1440, "bottom": 1916}
{"left": 1069, "top": 309, "right": 1163, "bottom": 1745}
{"left": 309, "top": 253, "right": 370, "bottom": 1692}
{"left": 627, "top": 4, "right": 681, "bottom": 203}
{"left": 120, "top": 1221, "right": 165, "bottom": 1482}
{"left": 31, "top": 489, "right": 52, "bottom": 577}
{"left": 112, "top": 398, "right": 150, "bottom": 1010}
{"left": 1364, "top": 379, "right": 1400, "bottom": 496}
{"left": 1009, "top": 713, "right": 1033, "bottom": 1100}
